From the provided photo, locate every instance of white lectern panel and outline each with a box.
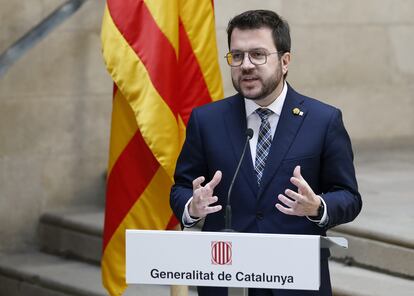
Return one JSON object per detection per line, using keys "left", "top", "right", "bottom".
{"left": 126, "top": 230, "right": 329, "bottom": 290}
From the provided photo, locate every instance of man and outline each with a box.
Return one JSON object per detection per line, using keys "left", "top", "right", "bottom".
{"left": 170, "top": 9, "right": 362, "bottom": 296}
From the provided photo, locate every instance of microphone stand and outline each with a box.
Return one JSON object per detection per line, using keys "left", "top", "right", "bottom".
{"left": 222, "top": 129, "right": 253, "bottom": 232}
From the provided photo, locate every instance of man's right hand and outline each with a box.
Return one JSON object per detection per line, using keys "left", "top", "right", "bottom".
{"left": 189, "top": 170, "right": 222, "bottom": 219}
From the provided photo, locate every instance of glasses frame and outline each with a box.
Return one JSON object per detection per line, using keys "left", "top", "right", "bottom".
{"left": 224, "top": 50, "right": 282, "bottom": 67}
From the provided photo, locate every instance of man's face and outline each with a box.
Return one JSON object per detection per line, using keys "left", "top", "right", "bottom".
{"left": 229, "top": 27, "right": 289, "bottom": 106}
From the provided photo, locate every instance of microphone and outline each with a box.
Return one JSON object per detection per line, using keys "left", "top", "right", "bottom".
{"left": 223, "top": 128, "right": 254, "bottom": 232}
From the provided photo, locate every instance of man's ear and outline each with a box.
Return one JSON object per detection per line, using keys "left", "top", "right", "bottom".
{"left": 281, "top": 52, "right": 291, "bottom": 75}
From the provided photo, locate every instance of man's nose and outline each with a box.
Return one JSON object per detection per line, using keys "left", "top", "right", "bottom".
{"left": 240, "top": 52, "right": 255, "bottom": 69}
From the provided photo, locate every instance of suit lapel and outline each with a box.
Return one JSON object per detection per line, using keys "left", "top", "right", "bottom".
{"left": 224, "top": 95, "right": 258, "bottom": 196}
{"left": 258, "top": 86, "right": 307, "bottom": 197}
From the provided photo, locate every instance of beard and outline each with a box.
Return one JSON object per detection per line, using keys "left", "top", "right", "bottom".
{"left": 232, "top": 65, "right": 283, "bottom": 101}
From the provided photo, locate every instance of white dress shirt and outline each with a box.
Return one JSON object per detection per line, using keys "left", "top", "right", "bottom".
{"left": 183, "top": 82, "right": 327, "bottom": 227}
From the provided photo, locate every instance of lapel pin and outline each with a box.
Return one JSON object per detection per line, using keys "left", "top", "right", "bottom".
{"left": 292, "top": 108, "right": 303, "bottom": 116}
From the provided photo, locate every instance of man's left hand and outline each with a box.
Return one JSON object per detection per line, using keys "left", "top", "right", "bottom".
{"left": 275, "top": 165, "right": 320, "bottom": 216}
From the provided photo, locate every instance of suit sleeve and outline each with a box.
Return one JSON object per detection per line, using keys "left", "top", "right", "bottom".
{"left": 170, "top": 110, "right": 208, "bottom": 222}
{"left": 320, "top": 109, "right": 362, "bottom": 229}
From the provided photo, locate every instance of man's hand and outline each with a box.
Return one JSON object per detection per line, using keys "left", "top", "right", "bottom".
{"left": 189, "top": 170, "right": 222, "bottom": 219}
{"left": 275, "top": 166, "right": 321, "bottom": 216}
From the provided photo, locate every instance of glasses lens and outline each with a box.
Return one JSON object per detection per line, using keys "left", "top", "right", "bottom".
{"left": 248, "top": 50, "right": 267, "bottom": 65}
{"left": 226, "top": 52, "right": 244, "bottom": 66}
{"left": 226, "top": 53, "right": 233, "bottom": 66}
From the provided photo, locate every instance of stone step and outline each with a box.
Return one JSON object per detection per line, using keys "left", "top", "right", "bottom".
{"left": 38, "top": 208, "right": 104, "bottom": 263}
{"left": 328, "top": 227, "right": 414, "bottom": 278}
{"left": 329, "top": 261, "right": 413, "bottom": 296}
{"left": 339, "top": 143, "right": 414, "bottom": 279}
{"left": 39, "top": 208, "right": 414, "bottom": 279}
{"left": 0, "top": 251, "right": 412, "bottom": 296}
{"left": 0, "top": 251, "right": 179, "bottom": 296}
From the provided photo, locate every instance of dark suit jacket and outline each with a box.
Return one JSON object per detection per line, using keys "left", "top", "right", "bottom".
{"left": 170, "top": 85, "right": 362, "bottom": 296}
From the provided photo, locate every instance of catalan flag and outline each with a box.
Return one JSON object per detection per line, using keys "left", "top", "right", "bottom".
{"left": 100, "top": 0, "right": 223, "bottom": 295}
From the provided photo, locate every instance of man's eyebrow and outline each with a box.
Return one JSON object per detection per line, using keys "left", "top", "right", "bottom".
{"left": 230, "top": 47, "right": 267, "bottom": 52}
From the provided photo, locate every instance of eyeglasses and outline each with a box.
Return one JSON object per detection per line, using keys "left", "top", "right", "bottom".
{"left": 225, "top": 50, "right": 281, "bottom": 67}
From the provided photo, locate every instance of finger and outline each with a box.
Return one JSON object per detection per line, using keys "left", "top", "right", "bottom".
{"left": 293, "top": 165, "right": 304, "bottom": 181}
{"left": 199, "top": 195, "right": 219, "bottom": 207}
{"left": 290, "top": 176, "right": 310, "bottom": 195}
{"left": 275, "top": 203, "right": 295, "bottom": 215}
{"left": 203, "top": 204, "right": 222, "bottom": 215}
{"left": 278, "top": 194, "right": 296, "bottom": 208}
{"left": 206, "top": 170, "right": 222, "bottom": 190}
{"left": 284, "top": 189, "right": 304, "bottom": 203}
{"left": 192, "top": 176, "right": 205, "bottom": 190}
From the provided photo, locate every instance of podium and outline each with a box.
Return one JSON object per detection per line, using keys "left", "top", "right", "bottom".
{"left": 126, "top": 230, "right": 347, "bottom": 291}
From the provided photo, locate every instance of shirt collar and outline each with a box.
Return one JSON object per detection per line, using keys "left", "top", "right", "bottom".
{"left": 244, "top": 81, "right": 288, "bottom": 117}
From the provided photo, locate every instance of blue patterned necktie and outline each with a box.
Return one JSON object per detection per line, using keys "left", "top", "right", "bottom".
{"left": 255, "top": 108, "right": 273, "bottom": 186}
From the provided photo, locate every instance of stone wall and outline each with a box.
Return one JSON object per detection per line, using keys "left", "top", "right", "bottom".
{"left": 0, "top": 0, "right": 111, "bottom": 251}
{"left": 0, "top": 0, "right": 413, "bottom": 251}
{"left": 215, "top": 0, "right": 414, "bottom": 141}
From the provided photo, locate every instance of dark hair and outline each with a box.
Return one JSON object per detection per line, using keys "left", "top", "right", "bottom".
{"left": 227, "top": 10, "right": 291, "bottom": 56}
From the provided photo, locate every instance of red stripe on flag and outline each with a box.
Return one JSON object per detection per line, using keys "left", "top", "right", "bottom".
{"left": 107, "top": 0, "right": 178, "bottom": 114}
{"left": 104, "top": 130, "right": 159, "bottom": 248}
{"left": 112, "top": 84, "right": 117, "bottom": 99}
{"left": 166, "top": 214, "right": 179, "bottom": 230}
{"left": 177, "top": 20, "right": 212, "bottom": 124}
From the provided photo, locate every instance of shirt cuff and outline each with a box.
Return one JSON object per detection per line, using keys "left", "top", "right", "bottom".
{"left": 182, "top": 197, "right": 201, "bottom": 227}
{"left": 306, "top": 196, "right": 329, "bottom": 227}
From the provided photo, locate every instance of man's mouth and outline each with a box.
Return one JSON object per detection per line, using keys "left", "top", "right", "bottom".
{"left": 241, "top": 76, "right": 259, "bottom": 82}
